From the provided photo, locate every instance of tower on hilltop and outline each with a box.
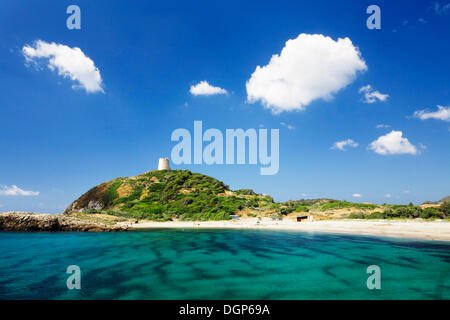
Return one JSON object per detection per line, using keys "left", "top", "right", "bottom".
{"left": 158, "top": 158, "right": 170, "bottom": 171}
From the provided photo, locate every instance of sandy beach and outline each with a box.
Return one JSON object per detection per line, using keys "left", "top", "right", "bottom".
{"left": 124, "top": 218, "right": 450, "bottom": 241}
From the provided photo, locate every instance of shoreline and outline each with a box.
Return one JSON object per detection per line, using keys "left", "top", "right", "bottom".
{"left": 1, "top": 212, "right": 449, "bottom": 241}
{"left": 124, "top": 218, "right": 450, "bottom": 241}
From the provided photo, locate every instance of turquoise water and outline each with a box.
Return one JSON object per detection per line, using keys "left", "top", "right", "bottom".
{"left": 0, "top": 229, "right": 449, "bottom": 299}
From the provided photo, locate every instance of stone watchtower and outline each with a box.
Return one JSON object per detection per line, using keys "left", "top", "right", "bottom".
{"left": 158, "top": 158, "right": 170, "bottom": 171}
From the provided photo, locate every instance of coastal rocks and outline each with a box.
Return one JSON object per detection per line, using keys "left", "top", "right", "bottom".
{"left": 64, "top": 200, "right": 104, "bottom": 215}
{"left": 0, "top": 212, "right": 127, "bottom": 232}
{"left": 62, "top": 182, "right": 110, "bottom": 215}
{"left": 86, "top": 200, "right": 103, "bottom": 211}
{"left": 63, "top": 201, "right": 79, "bottom": 215}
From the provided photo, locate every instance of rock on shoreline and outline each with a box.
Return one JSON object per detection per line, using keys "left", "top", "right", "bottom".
{"left": 0, "top": 212, "right": 128, "bottom": 232}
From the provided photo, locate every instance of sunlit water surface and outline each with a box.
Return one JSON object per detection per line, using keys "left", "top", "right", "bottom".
{"left": 0, "top": 229, "right": 449, "bottom": 299}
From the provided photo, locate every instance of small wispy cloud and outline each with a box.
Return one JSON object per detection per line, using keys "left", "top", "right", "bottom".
{"left": 384, "top": 193, "right": 392, "bottom": 198}
{"left": 0, "top": 185, "right": 39, "bottom": 196}
{"left": 352, "top": 193, "right": 362, "bottom": 198}
{"left": 331, "top": 139, "right": 359, "bottom": 151}
{"left": 432, "top": 2, "right": 450, "bottom": 15}
{"left": 280, "top": 122, "right": 295, "bottom": 130}
{"left": 359, "top": 85, "right": 389, "bottom": 104}
{"left": 190, "top": 81, "right": 227, "bottom": 96}
{"left": 376, "top": 124, "right": 390, "bottom": 129}
{"left": 413, "top": 105, "right": 450, "bottom": 122}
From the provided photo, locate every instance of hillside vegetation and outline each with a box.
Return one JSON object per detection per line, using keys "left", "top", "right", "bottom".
{"left": 64, "top": 170, "right": 450, "bottom": 221}
{"left": 279, "top": 199, "right": 449, "bottom": 220}
{"left": 349, "top": 203, "right": 449, "bottom": 220}
{"left": 64, "top": 170, "right": 274, "bottom": 221}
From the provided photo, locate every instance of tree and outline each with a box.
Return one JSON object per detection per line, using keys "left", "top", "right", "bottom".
{"left": 440, "top": 201, "right": 450, "bottom": 218}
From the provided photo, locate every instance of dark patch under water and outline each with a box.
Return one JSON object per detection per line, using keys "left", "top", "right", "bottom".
{"left": 0, "top": 229, "right": 449, "bottom": 299}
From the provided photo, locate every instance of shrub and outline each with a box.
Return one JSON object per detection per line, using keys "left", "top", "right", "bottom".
{"left": 348, "top": 212, "right": 364, "bottom": 219}
{"left": 280, "top": 207, "right": 295, "bottom": 215}
{"left": 235, "top": 189, "right": 256, "bottom": 195}
{"left": 102, "top": 181, "right": 122, "bottom": 206}
{"left": 379, "top": 206, "right": 443, "bottom": 220}
{"left": 440, "top": 201, "right": 450, "bottom": 218}
{"left": 421, "top": 207, "right": 442, "bottom": 219}
{"left": 148, "top": 183, "right": 164, "bottom": 192}
{"left": 295, "top": 205, "right": 310, "bottom": 212}
{"left": 365, "top": 211, "right": 385, "bottom": 219}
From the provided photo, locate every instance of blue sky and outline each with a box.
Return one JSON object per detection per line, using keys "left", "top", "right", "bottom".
{"left": 0, "top": 0, "right": 449, "bottom": 213}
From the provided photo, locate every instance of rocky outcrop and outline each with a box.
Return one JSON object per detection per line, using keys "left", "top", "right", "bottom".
{"left": 63, "top": 200, "right": 104, "bottom": 215}
{"left": 0, "top": 212, "right": 127, "bottom": 232}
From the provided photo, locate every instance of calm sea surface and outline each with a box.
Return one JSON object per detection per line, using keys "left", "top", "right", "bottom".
{"left": 0, "top": 229, "right": 449, "bottom": 299}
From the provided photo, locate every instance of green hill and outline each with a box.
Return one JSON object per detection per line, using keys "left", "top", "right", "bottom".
{"left": 441, "top": 195, "right": 450, "bottom": 203}
{"left": 64, "top": 170, "right": 450, "bottom": 222}
{"left": 64, "top": 170, "right": 274, "bottom": 221}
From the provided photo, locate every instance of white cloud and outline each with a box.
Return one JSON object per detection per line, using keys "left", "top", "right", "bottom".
{"left": 246, "top": 33, "right": 367, "bottom": 113}
{"left": 331, "top": 139, "right": 359, "bottom": 151}
{"left": 433, "top": 2, "right": 450, "bottom": 14}
{"left": 190, "top": 81, "right": 227, "bottom": 96}
{"left": 22, "top": 40, "right": 104, "bottom": 93}
{"left": 352, "top": 193, "right": 362, "bottom": 198}
{"left": 376, "top": 124, "right": 390, "bottom": 129}
{"left": 413, "top": 105, "right": 450, "bottom": 122}
{"left": 0, "top": 185, "right": 39, "bottom": 196}
{"left": 384, "top": 193, "right": 392, "bottom": 198}
{"left": 368, "top": 130, "right": 418, "bottom": 155}
{"left": 359, "top": 85, "right": 389, "bottom": 103}
{"left": 280, "top": 122, "right": 295, "bottom": 130}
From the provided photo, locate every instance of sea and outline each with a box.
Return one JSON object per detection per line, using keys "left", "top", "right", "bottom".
{"left": 0, "top": 229, "right": 449, "bottom": 299}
